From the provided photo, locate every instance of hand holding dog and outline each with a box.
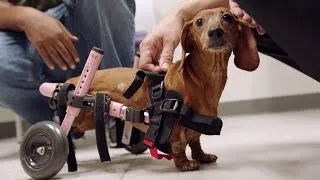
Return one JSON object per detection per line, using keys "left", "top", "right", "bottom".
{"left": 139, "top": 0, "right": 264, "bottom": 72}
{"left": 229, "top": 0, "right": 265, "bottom": 35}
{"left": 138, "top": 11, "right": 184, "bottom": 72}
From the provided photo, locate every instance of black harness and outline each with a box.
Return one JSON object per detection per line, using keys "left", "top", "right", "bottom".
{"left": 122, "top": 70, "right": 223, "bottom": 154}
{"left": 48, "top": 70, "right": 223, "bottom": 172}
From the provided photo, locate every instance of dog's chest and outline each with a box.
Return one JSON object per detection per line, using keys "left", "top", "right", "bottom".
{"left": 185, "top": 78, "right": 226, "bottom": 116}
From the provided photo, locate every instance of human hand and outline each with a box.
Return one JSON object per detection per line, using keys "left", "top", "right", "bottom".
{"left": 139, "top": 12, "right": 184, "bottom": 72}
{"left": 22, "top": 8, "right": 79, "bottom": 71}
{"left": 229, "top": 0, "right": 266, "bottom": 35}
{"left": 133, "top": 54, "right": 140, "bottom": 69}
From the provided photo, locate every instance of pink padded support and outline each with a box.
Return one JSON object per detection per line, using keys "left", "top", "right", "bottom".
{"left": 39, "top": 83, "right": 150, "bottom": 124}
{"left": 39, "top": 83, "right": 59, "bottom": 98}
{"left": 108, "top": 102, "right": 150, "bottom": 124}
{"left": 60, "top": 48, "right": 104, "bottom": 134}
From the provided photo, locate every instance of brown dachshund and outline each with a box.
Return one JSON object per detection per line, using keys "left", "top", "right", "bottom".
{"left": 66, "top": 7, "right": 260, "bottom": 171}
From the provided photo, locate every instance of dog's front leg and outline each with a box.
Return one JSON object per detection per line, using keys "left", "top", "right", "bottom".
{"left": 188, "top": 130, "right": 218, "bottom": 164}
{"left": 169, "top": 126, "right": 200, "bottom": 171}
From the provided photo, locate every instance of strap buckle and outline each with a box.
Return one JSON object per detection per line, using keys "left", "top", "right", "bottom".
{"left": 160, "top": 99, "right": 181, "bottom": 114}
{"left": 125, "top": 108, "right": 144, "bottom": 123}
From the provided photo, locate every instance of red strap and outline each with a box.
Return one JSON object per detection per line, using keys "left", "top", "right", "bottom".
{"left": 149, "top": 148, "right": 173, "bottom": 160}
{"left": 143, "top": 138, "right": 173, "bottom": 160}
{"left": 143, "top": 138, "right": 154, "bottom": 147}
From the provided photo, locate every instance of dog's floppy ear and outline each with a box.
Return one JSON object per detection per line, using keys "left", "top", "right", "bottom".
{"left": 232, "top": 18, "right": 260, "bottom": 71}
{"left": 179, "top": 20, "right": 194, "bottom": 71}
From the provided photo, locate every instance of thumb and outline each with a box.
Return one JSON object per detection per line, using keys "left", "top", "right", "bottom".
{"left": 159, "top": 41, "right": 176, "bottom": 71}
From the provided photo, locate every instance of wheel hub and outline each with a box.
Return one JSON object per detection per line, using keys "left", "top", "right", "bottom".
{"left": 25, "top": 133, "right": 53, "bottom": 169}
{"left": 36, "top": 147, "right": 46, "bottom": 156}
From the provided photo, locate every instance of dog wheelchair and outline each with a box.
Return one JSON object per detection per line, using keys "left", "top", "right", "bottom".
{"left": 19, "top": 46, "right": 224, "bottom": 179}
{"left": 19, "top": 47, "right": 151, "bottom": 179}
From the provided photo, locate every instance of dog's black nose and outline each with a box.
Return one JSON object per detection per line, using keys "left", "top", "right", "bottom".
{"left": 208, "top": 28, "right": 224, "bottom": 38}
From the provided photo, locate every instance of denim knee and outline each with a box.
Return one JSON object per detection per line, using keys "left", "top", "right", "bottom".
{"left": 0, "top": 31, "right": 53, "bottom": 124}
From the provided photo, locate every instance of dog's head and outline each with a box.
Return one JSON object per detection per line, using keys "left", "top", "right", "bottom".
{"left": 180, "top": 7, "right": 260, "bottom": 71}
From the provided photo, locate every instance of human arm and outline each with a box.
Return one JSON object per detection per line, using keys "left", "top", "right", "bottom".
{"left": 0, "top": 0, "right": 25, "bottom": 31}
{"left": 0, "top": 0, "right": 79, "bottom": 71}
{"left": 139, "top": 0, "right": 265, "bottom": 72}
{"left": 139, "top": 0, "right": 229, "bottom": 72}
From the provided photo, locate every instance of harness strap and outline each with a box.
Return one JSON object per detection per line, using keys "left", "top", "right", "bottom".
{"left": 52, "top": 83, "right": 78, "bottom": 172}
{"left": 123, "top": 70, "right": 165, "bottom": 99}
{"left": 122, "top": 70, "right": 172, "bottom": 158}
{"left": 160, "top": 99, "right": 223, "bottom": 135}
{"left": 149, "top": 147, "right": 173, "bottom": 160}
{"left": 123, "top": 70, "right": 146, "bottom": 99}
{"left": 67, "top": 133, "right": 77, "bottom": 172}
{"left": 144, "top": 80, "right": 165, "bottom": 148}
{"left": 178, "top": 106, "right": 223, "bottom": 135}
{"left": 121, "top": 70, "right": 223, "bottom": 160}
{"left": 95, "top": 93, "right": 111, "bottom": 162}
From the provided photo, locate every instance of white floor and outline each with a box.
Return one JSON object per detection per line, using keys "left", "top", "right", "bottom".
{"left": 1, "top": 108, "right": 320, "bottom": 180}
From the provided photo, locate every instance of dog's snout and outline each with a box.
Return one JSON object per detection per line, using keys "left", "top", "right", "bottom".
{"left": 208, "top": 28, "right": 224, "bottom": 38}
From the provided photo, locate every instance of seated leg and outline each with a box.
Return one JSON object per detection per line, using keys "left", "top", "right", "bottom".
{"left": 62, "top": 0, "right": 136, "bottom": 74}
{"left": 0, "top": 31, "right": 54, "bottom": 124}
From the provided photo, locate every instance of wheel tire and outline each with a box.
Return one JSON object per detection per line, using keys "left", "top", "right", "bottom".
{"left": 124, "top": 128, "right": 148, "bottom": 155}
{"left": 20, "top": 121, "right": 69, "bottom": 180}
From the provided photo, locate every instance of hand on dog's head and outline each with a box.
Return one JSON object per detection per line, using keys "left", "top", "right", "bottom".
{"left": 180, "top": 7, "right": 260, "bottom": 71}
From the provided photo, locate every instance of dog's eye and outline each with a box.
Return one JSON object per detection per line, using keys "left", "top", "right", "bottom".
{"left": 195, "top": 18, "right": 203, "bottom": 27}
{"left": 222, "top": 14, "right": 234, "bottom": 23}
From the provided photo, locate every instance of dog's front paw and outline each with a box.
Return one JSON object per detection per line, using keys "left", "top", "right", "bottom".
{"left": 180, "top": 160, "right": 200, "bottom": 171}
{"left": 193, "top": 153, "right": 218, "bottom": 164}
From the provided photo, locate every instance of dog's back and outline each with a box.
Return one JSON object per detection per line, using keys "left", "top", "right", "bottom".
{"left": 67, "top": 67, "right": 152, "bottom": 109}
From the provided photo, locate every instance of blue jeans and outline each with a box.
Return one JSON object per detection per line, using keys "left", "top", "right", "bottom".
{"left": 0, "top": 0, "right": 136, "bottom": 124}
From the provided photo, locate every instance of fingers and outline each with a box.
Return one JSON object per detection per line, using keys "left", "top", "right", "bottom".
{"left": 55, "top": 41, "right": 76, "bottom": 69}
{"left": 139, "top": 37, "right": 162, "bottom": 72}
{"left": 230, "top": 0, "right": 266, "bottom": 35}
{"left": 37, "top": 45, "right": 55, "bottom": 70}
{"left": 229, "top": 0, "right": 244, "bottom": 18}
{"left": 61, "top": 35, "right": 80, "bottom": 63}
{"left": 133, "top": 56, "right": 140, "bottom": 69}
{"left": 46, "top": 45, "right": 68, "bottom": 71}
{"left": 256, "top": 25, "right": 266, "bottom": 35}
{"left": 242, "top": 11, "right": 254, "bottom": 27}
{"left": 139, "top": 48, "right": 162, "bottom": 72}
{"left": 59, "top": 23, "right": 80, "bottom": 62}
{"left": 159, "top": 39, "right": 175, "bottom": 71}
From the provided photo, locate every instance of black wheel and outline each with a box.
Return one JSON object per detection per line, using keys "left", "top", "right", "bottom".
{"left": 20, "top": 121, "right": 69, "bottom": 180}
{"left": 123, "top": 126, "right": 148, "bottom": 155}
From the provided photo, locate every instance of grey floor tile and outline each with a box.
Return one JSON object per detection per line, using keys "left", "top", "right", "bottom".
{"left": 0, "top": 109, "right": 319, "bottom": 180}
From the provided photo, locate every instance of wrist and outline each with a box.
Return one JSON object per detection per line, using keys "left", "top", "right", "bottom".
{"left": 13, "top": 6, "right": 39, "bottom": 31}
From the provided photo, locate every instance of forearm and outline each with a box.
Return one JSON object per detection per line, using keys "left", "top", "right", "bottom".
{"left": 0, "top": 1, "right": 34, "bottom": 32}
{"left": 175, "top": 0, "right": 229, "bottom": 23}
